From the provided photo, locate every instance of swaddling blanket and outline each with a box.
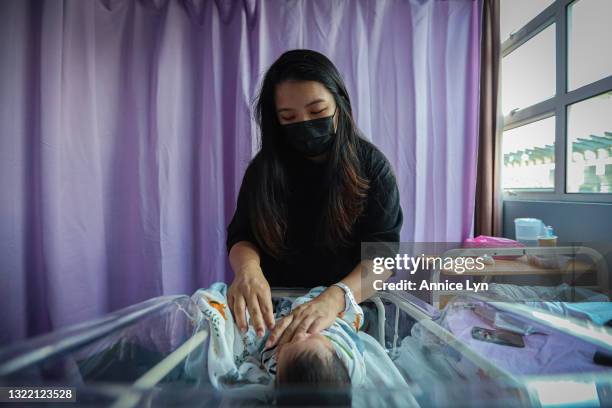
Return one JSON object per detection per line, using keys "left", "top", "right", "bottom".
{"left": 191, "top": 283, "right": 366, "bottom": 389}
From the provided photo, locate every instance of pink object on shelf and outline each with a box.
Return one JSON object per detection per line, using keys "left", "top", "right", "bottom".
{"left": 463, "top": 235, "right": 524, "bottom": 259}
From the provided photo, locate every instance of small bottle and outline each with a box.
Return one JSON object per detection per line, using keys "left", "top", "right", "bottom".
{"left": 538, "top": 226, "right": 558, "bottom": 246}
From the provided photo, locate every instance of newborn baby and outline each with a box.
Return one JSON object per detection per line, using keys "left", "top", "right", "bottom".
{"left": 273, "top": 330, "right": 349, "bottom": 385}
{"left": 272, "top": 331, "right": 352, "bottom": 407}
{"left": 192, "top": 283, "right": 366, "bottom": 395}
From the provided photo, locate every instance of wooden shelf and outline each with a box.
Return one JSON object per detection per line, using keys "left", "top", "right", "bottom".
{"left": 440, "top": 256, "right": 594, "bottom": 276}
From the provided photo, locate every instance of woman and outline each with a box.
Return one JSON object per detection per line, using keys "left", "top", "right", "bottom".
{"left": 226, "top": 49, "right": 402, "bottom": 349}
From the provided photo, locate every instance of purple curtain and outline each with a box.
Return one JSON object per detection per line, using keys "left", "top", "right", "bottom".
{"left": 0, "top": 0, "right": 482, "bottom": 345}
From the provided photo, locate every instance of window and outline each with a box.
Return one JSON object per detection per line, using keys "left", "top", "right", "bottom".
{"left": 501, "top": 24, "right": 556, "bottom": 115}
{"left": 567, "top": 91, "right": 612, "bottom": 193}
{"left": 500, "top": 0, "right": 612, "bottom": 201}
{"left": 500, "top": 0, "right": 554, "bottom": 42}
{"left": 502, "top": 116, "right": 556, "bottom": 191}
{"left": 567, "top": 0, "right": 612, "bottom": 90}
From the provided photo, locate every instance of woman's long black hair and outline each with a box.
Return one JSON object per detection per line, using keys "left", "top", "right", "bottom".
{"left": 249, "top": 49, "right": 369, "bottom": 259}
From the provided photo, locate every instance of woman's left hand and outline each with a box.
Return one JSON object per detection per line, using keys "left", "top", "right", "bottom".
{"left": 265, "top": 286, "right": 345, "bottom": 348}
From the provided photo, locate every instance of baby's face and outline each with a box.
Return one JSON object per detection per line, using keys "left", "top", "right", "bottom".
{"left": 276, "top": 332, "right": 333, "bottom": 375}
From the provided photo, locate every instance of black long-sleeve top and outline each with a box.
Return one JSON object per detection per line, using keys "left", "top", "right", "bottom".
{"left": 226, "top": 138, "right": 403, "bottom": 288}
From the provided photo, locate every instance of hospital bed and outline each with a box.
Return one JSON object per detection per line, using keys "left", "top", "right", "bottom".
{"left": 1, "top": 288, "right": 611, "bottom": 407}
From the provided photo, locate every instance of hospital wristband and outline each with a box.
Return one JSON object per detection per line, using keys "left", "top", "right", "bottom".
{"left": 332, "top": 282, "right": 359, "bottom": 314}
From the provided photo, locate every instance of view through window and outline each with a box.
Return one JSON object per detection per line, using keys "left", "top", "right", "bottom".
{"left": 500, "top": 0, "right": 612, "bottom": 197}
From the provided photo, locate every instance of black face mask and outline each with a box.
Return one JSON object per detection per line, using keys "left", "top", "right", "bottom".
{"left": 281, "top": 111, "right": 336, "bottom": 158}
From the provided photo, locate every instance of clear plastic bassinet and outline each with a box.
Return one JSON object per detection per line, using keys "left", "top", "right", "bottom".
{"left": 1, "top": 289, "right": 611, "bottom": 407}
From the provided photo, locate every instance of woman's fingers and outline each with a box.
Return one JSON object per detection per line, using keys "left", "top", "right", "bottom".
{"left": 233, "top": 296, "right": 247, "bottom": 333}
{"left": 247, "top": 295, "right": 266, "bottom": 337}
{"left": 278, "top": 314, "right": 306, "bottom": 346}
{"left": 292, "top": 316, "right": 316, "bottom": 342}
{"left": 258, "top": 293, "right": 275, "bottom": 330}
{"left": 307, "top": 318, "right": 325, "bottom": 334}
{"left": 266, "top": 314, "right": 293, "bottom": 348}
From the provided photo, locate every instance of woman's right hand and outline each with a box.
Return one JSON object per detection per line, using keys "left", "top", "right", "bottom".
{"left": 227, "top": 262, "right": 275, "bottom": 337}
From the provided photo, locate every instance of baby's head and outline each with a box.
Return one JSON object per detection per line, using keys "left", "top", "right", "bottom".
{"left": 275, "top": 332, "right": 351, "bottom": 406}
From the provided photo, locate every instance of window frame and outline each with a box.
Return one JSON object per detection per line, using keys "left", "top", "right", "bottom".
{"left": 500, "top": 0, "right": 612, "bottom": 203}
